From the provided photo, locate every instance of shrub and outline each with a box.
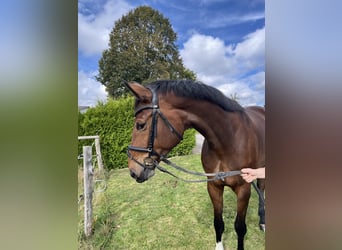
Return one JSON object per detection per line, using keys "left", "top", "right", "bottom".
{"left": 78, "top": 97, "right": 195, "bottom": 170}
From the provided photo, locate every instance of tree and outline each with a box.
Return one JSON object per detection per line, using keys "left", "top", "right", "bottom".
{"left": 229, "top": 92, "right": 240, "bottom": 102}
{"left": 96, "top": 6, "right": 196, "bottom": 98}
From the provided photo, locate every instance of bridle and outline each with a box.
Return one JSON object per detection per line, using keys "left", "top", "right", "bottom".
{"left": 126, "top": 87, "right": 183, "bottom": 170}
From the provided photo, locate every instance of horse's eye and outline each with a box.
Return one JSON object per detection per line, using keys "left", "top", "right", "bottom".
{"left": 136, "top": 122, "right": 146, "bottom": 131}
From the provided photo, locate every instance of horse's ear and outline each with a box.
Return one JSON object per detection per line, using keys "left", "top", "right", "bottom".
{"left": 122, "top": 80, "right": 140, "bottom": 99}
{"left": 124, "top": 81, "right": 152, "bottom": 102}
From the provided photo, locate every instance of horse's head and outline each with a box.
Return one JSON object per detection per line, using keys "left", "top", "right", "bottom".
{"left": 125, "top": 82, "right": 184, "bottom": 183}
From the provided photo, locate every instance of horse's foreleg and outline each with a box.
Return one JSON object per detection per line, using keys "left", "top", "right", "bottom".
{"left": 257, "top": 179, "right": 266, "bottom": 231}
{"left": 207, "top": 182, "right": 225, "bottom": 250}
{"left": 234, "top": 184, "right": 251, "bottom": 250}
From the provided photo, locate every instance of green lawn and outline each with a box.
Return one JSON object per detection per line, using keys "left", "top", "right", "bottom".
{"left": 78, "top": 154, "right": 265, "bottom": 249}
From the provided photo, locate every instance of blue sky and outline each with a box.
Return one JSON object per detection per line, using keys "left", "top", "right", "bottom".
{"left": 78, "top": 0, "right": 265, "bottom": 106}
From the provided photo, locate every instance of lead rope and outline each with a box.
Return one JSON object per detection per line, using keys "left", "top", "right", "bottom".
{"left": 156, "top": 157, "right": 265, "bottom": 205}
{"left": 156, "top": 163, "right": 242, "bottom": 183}
{"left": 159, "top": 156, "right": 241, "bottom": 180}
{"left": 251, "top": 181, "right": 265, "bottom": 204}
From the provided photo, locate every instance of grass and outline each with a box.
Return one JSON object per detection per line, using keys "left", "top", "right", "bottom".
{"left": 78, "top": 154, "right": 265, "bottom": 249}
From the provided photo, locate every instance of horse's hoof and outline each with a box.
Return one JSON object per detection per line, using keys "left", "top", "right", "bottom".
{"left": 215, "top": 241, "right": 224, "bottom": 250}
{"left": 259, "top": 224, "right": 265, "bottom": 232}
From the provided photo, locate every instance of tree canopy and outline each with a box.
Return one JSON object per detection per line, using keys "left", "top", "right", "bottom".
{"left": 96, "top": 6, "right": 196, "bottom": 98}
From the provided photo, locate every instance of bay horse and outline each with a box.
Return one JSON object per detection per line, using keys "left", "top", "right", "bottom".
{"left": 125, "top": 80, "right": 265, "bottom": 250}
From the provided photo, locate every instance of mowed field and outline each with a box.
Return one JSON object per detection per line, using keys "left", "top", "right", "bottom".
{"left": 78, "top": 154, "right": 265, "bottom": 250}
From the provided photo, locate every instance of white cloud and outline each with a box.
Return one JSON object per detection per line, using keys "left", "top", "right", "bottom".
{"left": 205, "top": 11, "right": 265, "bottom": 28}
{"left": 234, "top": 27, "right": 265, "bottom": 70}
{"left": 78, "top": 0, "right": 133, "bottom": 106}
{"left": 180, "top": 27, "right": 265, "bottom": 106}
{"left": 78, "top": 0, "right": 133, "bottom": 56}
{"left": 180, "top": 33, "right": 236, "bottom": 76}
{"left": 78, "top": 71, "right": 107, "bottom": 106}
{"left": 218, "top": 72, "right": 265, "bottom": 106}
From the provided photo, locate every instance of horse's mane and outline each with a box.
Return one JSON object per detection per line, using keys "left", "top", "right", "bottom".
{"left": 147, "top": 80, "right": 244, "bottom": 112}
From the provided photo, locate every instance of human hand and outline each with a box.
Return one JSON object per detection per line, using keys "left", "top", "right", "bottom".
{"left": 240, "top": 168, "right": 265, "bottom": 183}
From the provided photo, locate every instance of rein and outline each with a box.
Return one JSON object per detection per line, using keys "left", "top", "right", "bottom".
{"left": 158, "top": 157, "right": 265, "bottom": 205}
{"left": 157, "top": 156, "right": 242, "bottom": 183}
{"left": 156, "top": 157, "right": 265, "bottom": 204}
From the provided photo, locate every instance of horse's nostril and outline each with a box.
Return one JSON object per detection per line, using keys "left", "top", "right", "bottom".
{"left": 130, "top": 170, "right": 137, "bottom": 179}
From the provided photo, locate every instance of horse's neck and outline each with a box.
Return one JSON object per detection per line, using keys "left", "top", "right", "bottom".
{"left": 183, "top": 101, "right": 243, "bottom": 149}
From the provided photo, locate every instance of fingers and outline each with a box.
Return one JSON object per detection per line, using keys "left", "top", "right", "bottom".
{"left": 240, "top": 169, "right": 257, "bottom": 183}
{"left": 241, "top": 174, "right": 256, "bottom": 183}
{"left": 241, "top": 168, "right": 253, "bottom": 174}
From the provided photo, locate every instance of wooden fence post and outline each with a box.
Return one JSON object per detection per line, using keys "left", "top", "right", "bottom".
{"left": 83, "top": 146, "right": 93, "bottom": 237}
{"left": 78, "top": 135, "right": 104, "bottom": 172}
{"left": 94, "top": 137, "right": 104, "bottom": 172}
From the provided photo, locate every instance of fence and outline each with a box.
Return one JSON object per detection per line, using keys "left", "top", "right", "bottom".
{"left": 78, "top": 135, "right": 104, "bottom": 172}
{"left": 78, "top": 135, "right": 105, "bottom": 237}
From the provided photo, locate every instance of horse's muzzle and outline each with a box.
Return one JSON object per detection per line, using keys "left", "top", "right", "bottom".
{"left": 130, "top": 167, "right": 155, "bottom": 183}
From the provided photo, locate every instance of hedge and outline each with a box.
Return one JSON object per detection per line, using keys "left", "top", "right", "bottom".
{"left": 78, "top": 97, "right": 195, "bottom": 170}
